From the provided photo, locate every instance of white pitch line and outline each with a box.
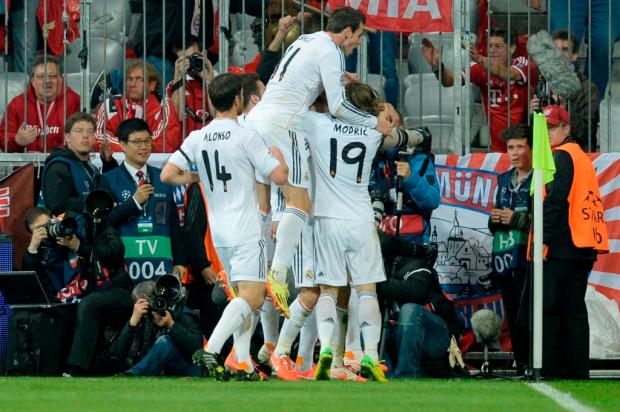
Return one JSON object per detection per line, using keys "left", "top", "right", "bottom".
{"left": 526, "top": 382, "right": 598, "bottom": 412}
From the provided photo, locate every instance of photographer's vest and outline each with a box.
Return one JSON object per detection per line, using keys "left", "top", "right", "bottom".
{"left": 555, "top": 142, "right": 609, "bottom": 252}
{"left": 181, "top": 182, "right": 223, "bottom": 284}
{"left": 104, "top": 164, "right": 174, "bottom": 283}
{"left": 38, "top": 154, "right": 97, "bottom": 209}
{"left": 491, "top": 170, "right": 532, "bottom": 277}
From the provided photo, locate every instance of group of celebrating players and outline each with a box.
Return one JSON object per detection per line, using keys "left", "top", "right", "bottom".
{"left": 160, "top": 7, "right": 424, "bottom": 382}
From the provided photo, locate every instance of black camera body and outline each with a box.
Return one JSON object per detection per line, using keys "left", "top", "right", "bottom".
{"left": 44, "top": 217, "right": 77, "bottom": 238}
{"left": 188, "top": 54, "right": 204, "bottom": 73}
{"left": 151, "top": 274, "right": 185, "bottom": 315}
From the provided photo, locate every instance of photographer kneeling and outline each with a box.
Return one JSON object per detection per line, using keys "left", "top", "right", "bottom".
{"left": 115, "top": 275, "right": 202, "bottom": 377}
{"left": 376, "top": 234, "right": 465, "bottom": 378}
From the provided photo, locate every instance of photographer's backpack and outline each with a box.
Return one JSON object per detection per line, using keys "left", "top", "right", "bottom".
{"left": 6, "top": 309, "right": 63, "bottom": 376}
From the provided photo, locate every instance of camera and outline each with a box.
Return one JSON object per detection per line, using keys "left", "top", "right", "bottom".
{"left": 44, "top": 217, "right": 77, "bottom": 238}
{"left": 188, "top": 53, "right": 204, "bottom": 73}
{"left": 151, "top": 274, "right": 186, "bottom": 315}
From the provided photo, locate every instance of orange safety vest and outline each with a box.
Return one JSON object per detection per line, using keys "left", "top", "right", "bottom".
{"left": 181, "top": 182, "right": 224, "bottom": 284}
{"left": 555, "top": 142, "right": 609, "bottom": 253}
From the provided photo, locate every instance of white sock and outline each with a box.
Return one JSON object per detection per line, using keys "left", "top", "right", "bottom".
{"left": 315, "top": 293, "right": 337, "bottom": 353}
{"left": 258, "top": 296, "right": 280, "bottom": 362}
{"left": 206, "top": 297, "right": 252, "bottom": 354}
{"left": 346, "top": 288, "right": 363, "bottom": 360}
{"left": 275, "top": 298, "right": 311, "bottom": 356}
{"left": 296, "top": 310, "right": 318, "bottom": 371}
{"left": 232, "top": 310, "right": 259, "bottom": 372}
{"left": 271, "top": 207, "right": 307, "bottom": 283}
{"left": 358, "top": 291, "right": 382, "bottom": 362}
{"left": 332, "top": 307, "right": 348, "bottom": 368}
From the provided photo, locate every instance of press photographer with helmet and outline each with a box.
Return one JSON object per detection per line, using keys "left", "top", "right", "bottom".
{"left": 114, "top": 275, "right": 203, "bottom": 377}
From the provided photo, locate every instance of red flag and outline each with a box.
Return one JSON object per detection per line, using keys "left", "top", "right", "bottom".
{"left": 327, "top": 0, "right": 453, "bottom": 33}
{"left": 0, "top": 164, "right": 35, "bottom": 270}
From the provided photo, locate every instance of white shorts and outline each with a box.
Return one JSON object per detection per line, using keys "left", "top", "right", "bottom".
{"left": 292, "top": 218, "right": 315, "bottom": 289}
{"left": 245, "top": 118, "right": 311, "bottom": 189}
{"left": 313, "top": 217, "right": 386, "bottom": 287}
{"left": 216, "top": 239, "right": 268, "bottom": 283}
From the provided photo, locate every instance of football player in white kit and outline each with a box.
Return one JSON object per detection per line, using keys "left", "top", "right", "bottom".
{"left": 161, "top": 73, "right": 288, "bottom": 381}
{"left": 245, "top": 7, "right": 395, "bottom": 318}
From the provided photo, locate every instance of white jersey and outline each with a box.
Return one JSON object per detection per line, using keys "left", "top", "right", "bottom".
{"left": 306, "top": 112, "right": 382, "bottom": 222}
{"left": 247, "top": 31, "right": 377, "bottom": 131}
{"left": 168, "top": 118, "right": 280, "bottom": 247}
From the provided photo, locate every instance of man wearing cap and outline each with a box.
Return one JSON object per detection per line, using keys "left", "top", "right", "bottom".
{"left": 541, "top": 105, "right": 609, "bottom": 379}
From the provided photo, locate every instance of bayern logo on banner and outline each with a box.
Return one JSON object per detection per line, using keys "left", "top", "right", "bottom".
{"left": 328, "top": 0, "right": 453, "bottom": 33}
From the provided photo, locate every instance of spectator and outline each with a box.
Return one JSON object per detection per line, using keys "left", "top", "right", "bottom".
{"left": 103, "top": 118, "right": 186, "bottom": 284}
{"left": 115, "top": 280, "right": 203, "bottom": 377}
{"left": 0, "top": 55, "right": 80, "bottom": 153}
{"left": 8, "top": 0, "right": 40, "bottom": 73}
{"left": 530, "top": 30, "right": 600, "bottom": 152}
{"left": 422, "top": 27, "right": 535, "bottom": 152}
{"left": 542, "top": 105, "right": 609, "bottom": 379}
{"left": 39, "top": 112, "right": 116, "bottom": 216}
{"left": 95, "top": 60, "right": 182, "bottom": 153}
{"left": 488, "top": 124, "right": 533, "bottom": 373}
{"left": 167, "top": 35, "right": 214, "bottom": 137}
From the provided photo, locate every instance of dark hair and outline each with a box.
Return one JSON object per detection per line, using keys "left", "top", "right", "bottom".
{"left": 64, "top": 112, "right": 96, "bottom": 134}
{"left": 241, "top": 73, "right": 262, "bottom": 108}
{"left": 117, "top": 118, "right": 152, "bottom": 143}
{"left": 501, "top": 124, "right": 532, "bottom": 147}
{"left": 24, "top": 207, "right": 51, "bottom": 233}
{"left": 326, "top": 7, "right": 366, "bottom": 34}
{"left": 488, "top": 26, "right": 516, "bottom": 48}
{"left": 30, "top": 55, "right": 62, "bottom": 78}
{"left": 208, "top": 73, "right": 242, "bottom": 113}
{"left": 551, "top": 29, "right": 578, "bottom": 53}
{"left": 172, "top": 34, "right": 202, "bottom": 55}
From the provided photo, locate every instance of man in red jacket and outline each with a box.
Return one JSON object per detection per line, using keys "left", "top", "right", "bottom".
{"left": 0, "top": 55, "right": 81, "bottom": 153}
{"left": 95, "top": 60, "right": 182, "bottom": 154}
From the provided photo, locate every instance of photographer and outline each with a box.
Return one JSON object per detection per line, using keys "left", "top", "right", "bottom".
{"left": 167, "top": 35, "right": 214, "bottom": 137}
{"left": 115, "top": 277, "right": 202, "bottom": 377}
{"left": 377, "top": 233, "right": 464, "bottom": 378}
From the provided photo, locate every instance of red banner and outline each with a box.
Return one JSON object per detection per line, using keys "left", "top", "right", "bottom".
{"left": 328, "top": 0, "right": 453, "bottom": 33}
{"left": 0, "top": 164, "right": 35, "bottom": 270}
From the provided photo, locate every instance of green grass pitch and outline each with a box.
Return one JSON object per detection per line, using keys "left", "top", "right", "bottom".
{"left": 0, "top": 378, "right": 618, "bottom": 411}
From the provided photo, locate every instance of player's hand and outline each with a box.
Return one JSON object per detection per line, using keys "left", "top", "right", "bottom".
{"left": 499, "top": 207, "right": 514, "bottom": 225}
{"left": 278, "top": 15, "right": 296, "bottom": 34}
{"left": 188, "top": 172, "right": 200, "bottom": 183}
{"left": 376, "top": 109, "right": 396, "bottom": 136}
{"left": 421, "top": 38, "right": 441, "bottom": 68}
{"left": 56, "top": 234, "right": 80, "bottom": 252}
{"left": 174, "top": 56, "right": 190, "bottom": 82}
{"left": 490, "top": 208, "right": 502, "bottom": 223}
{"left": 129, "top": 298, "right": 150, "bottom": 327}
{"left": 28, "top": 226, "right": 48, "bottom": 252}
{"left": 133, "top": 184, "right": 154, "bottom": 205}
{"left": 382, "top": 103, "right": 401, "bottom": 129}
{"left": 15, "top": 122, "right": 39, "bottom": 147}
{"left": 395, "top": 161, "right": 411, "bottom": 178}
{"left": 270, "top": 221, "right": 279, "bottom": 240}
{"left": 152, "top": 310, "right": 174, "bottom": 329}
{"left": 344, "top": 72, "right": 359, "bottom": 84}
{"left": 201, "top": 266, "right": 218, "bottom": 285}
{"left": 269, "top": 146, "right": 285, "bottom": 163}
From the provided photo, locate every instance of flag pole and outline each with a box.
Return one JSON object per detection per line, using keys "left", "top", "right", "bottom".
{"left": 532, "top": 166, "right": 543, "bottom": 380}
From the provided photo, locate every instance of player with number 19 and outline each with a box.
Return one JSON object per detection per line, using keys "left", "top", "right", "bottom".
{"left": 161, "top": 73, "right": 288, "bottom": 381}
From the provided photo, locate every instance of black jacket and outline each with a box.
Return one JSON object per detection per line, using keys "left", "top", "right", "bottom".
{"left": 183, "top": 183, "right": 212, "bottom": 275}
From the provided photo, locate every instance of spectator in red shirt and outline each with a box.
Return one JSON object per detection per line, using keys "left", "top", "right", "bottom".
{"left": 95, "top": 60, "right": 181, "bottom": 153}
{"left": 1, "top": 55, "right": 81, "bottom": 153}
{"left": 422, "top": 27, "right": 535, "bottom": 152}
{"left": 167, "top": 35, "right": 215, "bottom": 137}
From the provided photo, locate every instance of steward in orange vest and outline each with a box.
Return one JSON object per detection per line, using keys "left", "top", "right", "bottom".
{"left": 540, "top": 105, "right": 607, "bottom": 380}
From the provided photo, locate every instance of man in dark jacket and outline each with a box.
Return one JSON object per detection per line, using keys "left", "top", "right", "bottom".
{"left": 377, "top": 232, "right": 464, "bottom": 378}
{"left": 115, "top": 280, "right": 203, "bottom": 377}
